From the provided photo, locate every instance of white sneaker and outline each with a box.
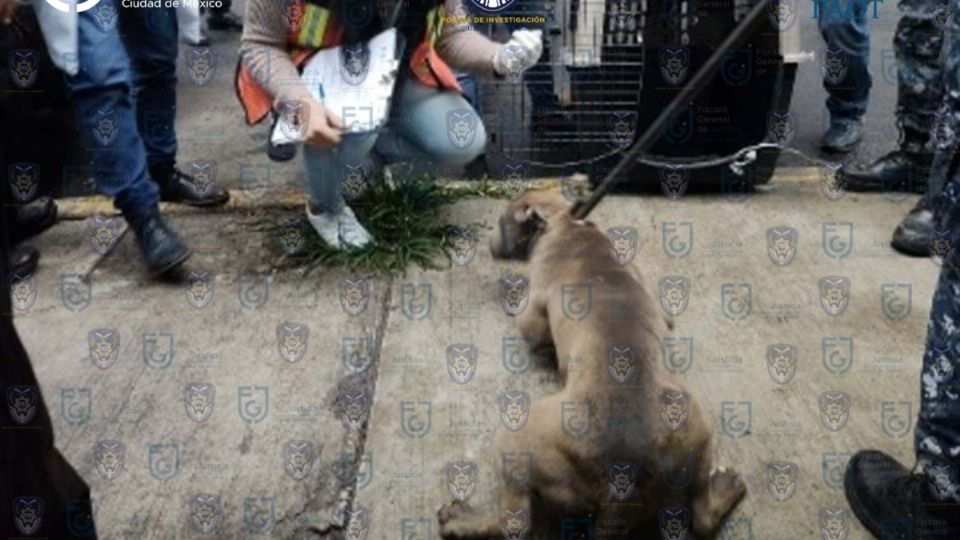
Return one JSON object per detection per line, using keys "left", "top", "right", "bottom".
{"left": 338, "top": 206, "right": 373, "bottom": 249}
{"left": 305, "top": 203, "right": 342, "bottom": 249}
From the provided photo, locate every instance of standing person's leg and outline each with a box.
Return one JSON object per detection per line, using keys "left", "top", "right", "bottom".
{"left": 119, "top": 6, "right": 228, "bottom": 205}
{"left": 208, "top": 0, "right": 243, "bottom": 31}
{"left": 818, "top": 0, "right": 871, "bottom": 153}
{"left": 65, "top": 0, "right": 190, "bottom": 273}
{"left": 843, "top": 0, "right": 944, "bottom": 191}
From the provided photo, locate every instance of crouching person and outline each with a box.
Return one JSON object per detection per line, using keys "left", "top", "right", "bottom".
{"left": 237, "top": 0, "right": 542, "bottom": 249}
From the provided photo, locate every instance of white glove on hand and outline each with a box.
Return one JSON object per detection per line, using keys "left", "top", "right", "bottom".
{"left": 493, "top": 29, "right": 544, "bottom": 78}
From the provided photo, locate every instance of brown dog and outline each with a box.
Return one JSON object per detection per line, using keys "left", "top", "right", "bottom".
{"left": 438, "top": 191, "right": 746, "bottom": 539}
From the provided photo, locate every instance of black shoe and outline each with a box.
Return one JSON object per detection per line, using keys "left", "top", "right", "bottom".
{"left": 9, "top": 196, "right": 57, "bottom": 245}
{"left": 845, "top": 450, "right": 960, "bottom": 539}
{"left": 127, "top": 212, "right": 191, "bottom": 274}
{"left": 150, "top": 162, "right": 229, "bottom": 206}
{"left": 840, "top": 150, "right": 931, "bottom": 193}
{"left": 267, "top": 115, "right": 297, "bottom": 162}
{"left": 821, "top": 118, "right": 862, "bottom": 154}
{"left": 207, "top": 11, "right": 243, "bottom": 31}
{"left": 8, "top": 244, "right": 39, "bottom": 276}
{"left": 892, "top": 200, "right": 935, "bottom": 257}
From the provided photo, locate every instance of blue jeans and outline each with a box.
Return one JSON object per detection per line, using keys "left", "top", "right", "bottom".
{"left": 304, "top": 78, "right": 487, "bottom": 213}
{"left": 64, "top": 1, "right": 178, "bottom": 216}
{"left": 817, "top": 0, "right": 872, "bottom": 120}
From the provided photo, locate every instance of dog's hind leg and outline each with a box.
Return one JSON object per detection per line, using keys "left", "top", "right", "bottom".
{"left": 689, "top": 441, "right": 747, "bottom": 538}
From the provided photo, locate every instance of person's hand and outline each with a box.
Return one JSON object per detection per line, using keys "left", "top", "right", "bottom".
{"left": 304, "top": 98, "right": 342, "bottom": 149}
{"left": 1, "top": 0, "right": 16, "bottom": 26}
{"left": 493, "top": 29, "right": 544, "bottom": 78}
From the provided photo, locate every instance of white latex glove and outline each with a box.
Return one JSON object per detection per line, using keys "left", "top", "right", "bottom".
{"left": 493, "top": 29, "right": 544, "bottom": 78}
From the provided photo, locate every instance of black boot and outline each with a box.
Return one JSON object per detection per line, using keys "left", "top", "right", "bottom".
{"left": 127, "top": 210, "right": 191, "bottom": 274}
{"left": 892, "top": 198, "right": 935, "bottom": 257}
{"left": 150, "top": 162, "right": 229, "bottom": 206}
{"left": 6, "top": 196, "right": 57, "bottom": 245}
{"left": 845, "top": 450, "right": 960, "bottom": 539}
{"left": 840, "top": 132, "right": 931, "bottom": 193}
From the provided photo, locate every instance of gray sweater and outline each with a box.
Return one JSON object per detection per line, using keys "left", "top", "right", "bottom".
{"left": 240, "top": 0, "right": 503, "bottom": 106}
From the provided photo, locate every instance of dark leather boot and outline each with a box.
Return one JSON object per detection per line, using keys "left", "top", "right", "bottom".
{"left": 8, "top": 196, "right": 57, "bottom": 245}
{"left": 840, "top": 132, "right": 931, "bottom": 193}
{"left": 892, "top": 198, "right": 935, "bottom": 257}
{"left": 150, "top": 162, "right": 229, "bottom": 206}
{"left": 8, "top": 244, "right": 39, "bottom": 276}
{"left": 845, "top": 450, "right": 960, "bottom": 539}
{"left": 127, "top": 211, "right": 191, "bottom": 274}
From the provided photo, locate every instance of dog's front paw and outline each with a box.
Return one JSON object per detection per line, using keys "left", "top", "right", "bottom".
{"left": 438, "top": 501, "right": 497, "bottom": 540}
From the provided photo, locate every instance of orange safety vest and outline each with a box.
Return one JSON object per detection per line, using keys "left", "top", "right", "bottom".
{"left": 236, "top": 0, "right": 462, "bottom": 125}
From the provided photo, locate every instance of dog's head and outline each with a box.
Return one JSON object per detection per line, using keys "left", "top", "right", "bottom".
{"left": 490, "top": 191, "right": 570, "bottom": 260}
